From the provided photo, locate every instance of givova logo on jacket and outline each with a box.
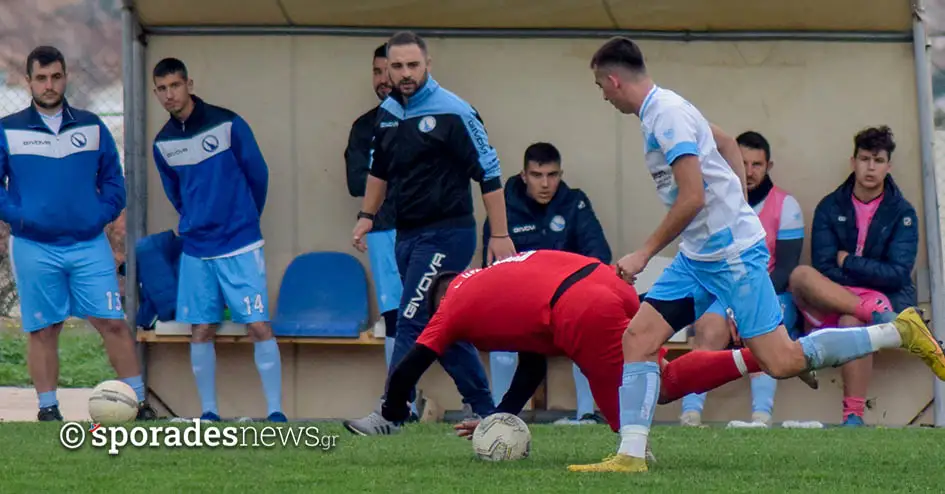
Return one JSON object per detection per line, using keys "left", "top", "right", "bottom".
{"left": 156, "top": 122, "right": 233, "bottom": 167}
{"left": 6, "top": 125, "right": 100, "bottom": 159}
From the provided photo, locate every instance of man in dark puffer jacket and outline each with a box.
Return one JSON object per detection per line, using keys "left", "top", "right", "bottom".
{"left": 789, "top": 125, "right": 918, "bottom": 427}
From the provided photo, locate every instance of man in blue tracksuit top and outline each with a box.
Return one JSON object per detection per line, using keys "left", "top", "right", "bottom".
{"left": 0, "top": 46, "right": 154, "bottom": 421}
{"left": 482, "top": 142, "right": 613, "bottom": 426}
{"left": 150, "top": 58, "right": 285, "bottom": 423}
{"left": 346, "top": 31, "right": 517, "bottom": 435}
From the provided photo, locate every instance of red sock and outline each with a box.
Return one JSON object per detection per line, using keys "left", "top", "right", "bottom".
{"left": 658, "top": 349, "right": 761, "bottom": 404}
{"left": 842, "top": 396, "right": 866, "bottom": 418}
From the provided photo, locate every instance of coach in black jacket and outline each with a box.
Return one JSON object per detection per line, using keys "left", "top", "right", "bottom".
{"left": 483, "top": 142, "right": 612, "bottom": 424}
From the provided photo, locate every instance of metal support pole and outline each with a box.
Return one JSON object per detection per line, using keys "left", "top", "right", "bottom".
{"left": 911, "top": 1, "right": 945, "bottom": 427}
{"left": 133, "top": 28, "right": 150, "bottom": 389}
{"left": 121, "top": 2, "right": 137, "bottom": 334}
{"left": 123, "top": 0, "right": 150, "bottom": 389}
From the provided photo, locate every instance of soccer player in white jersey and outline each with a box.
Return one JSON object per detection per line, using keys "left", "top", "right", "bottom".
{"left": 568, "top": 36, "right": 945, "bottom": 473}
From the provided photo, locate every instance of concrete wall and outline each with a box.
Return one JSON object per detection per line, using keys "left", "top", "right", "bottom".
{"left": 141, "top": 35, "right": 933, "bottom": 424}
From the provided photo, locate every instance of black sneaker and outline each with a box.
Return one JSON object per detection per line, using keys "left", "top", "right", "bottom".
{"left": 136, "top": 402, "right": 157, "bottom": 421}
{"left": 38, "top": 405, "right": 63, "bottom": 422}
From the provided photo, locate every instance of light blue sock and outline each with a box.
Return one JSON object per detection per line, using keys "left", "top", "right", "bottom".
{"left": 120, "top": 375, "right": 146, "bottom": 403}
{"left": 618, "top": 361, "right": 661, "bottom": 458}
{"left": 750, "top": 373, "right": 777, "bottom": 416}
{"left": 681, "top": 392, "right": 707, "bottom": 414}
{"left": 254, "top": 339, "right": 283, "bottom": 416}
{"left": 572, "top": 364, "right": 594, "bottom": 418}
{"left": 489, "top": 352, "right": 518, "bottom": 405}
{"left": 798, "top": 326, "right": 875, "bottom": 368}
{"left": 38, "top": 390, "right": 58, "bottom": 409}
{"left": 384, "top": 337, "right": 395, "bottom": 369}
{"left": 190, "top": 342, "right": 218, "bottom": 415}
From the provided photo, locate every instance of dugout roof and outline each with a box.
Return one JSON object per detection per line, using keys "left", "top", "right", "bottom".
{"left": 133, "top": 0, "right": 912, "bottom": 32}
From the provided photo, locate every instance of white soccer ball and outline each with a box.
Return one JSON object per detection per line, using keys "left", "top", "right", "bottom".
{"left": 88, "top": 380, "right": 138, "bottom": 423}
{"left": 471, "top": 412, "right": 532, "bottom": 461}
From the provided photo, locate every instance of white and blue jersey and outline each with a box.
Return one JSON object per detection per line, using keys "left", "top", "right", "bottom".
{"left": 640, "top": 86, "right": 766, "bottom": 262}
{"left": 639, "top": 86, "right": 782, "bottom": 339}
{"left": 0, "top": 101, "right": 126, "bottom": 331}
{"left": 153, "top": 96, "right": 271, "bottom": 324}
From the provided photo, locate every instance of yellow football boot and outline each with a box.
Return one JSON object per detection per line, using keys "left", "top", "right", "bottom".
{"left": 567, "top": 453, "right": 648, "bottom": 473}
{"left": 894, "top": 307, "right": 945, "bottom": 381}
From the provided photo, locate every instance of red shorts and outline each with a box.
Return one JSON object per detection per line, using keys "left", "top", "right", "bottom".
{"left": 801, "top": 286, "right": 892, "bottom": 328}
{"left": 550, "top": 265, "right": 641, "bottom": 432}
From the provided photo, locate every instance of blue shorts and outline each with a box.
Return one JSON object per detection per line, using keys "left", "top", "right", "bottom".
{"left": 10, "top": 233, "right": 123, "bottom": 332}
{"left": 366, "top": 230, "right": 403, "bottom": 314}
{"left": 647, "top": 240, "right": 782, "bottom": 340}
{"left": 695, "top": 292, "right": 798, "bottom": 341}
{"left": 177, "top": 246, "right": 270, "bottom": 324}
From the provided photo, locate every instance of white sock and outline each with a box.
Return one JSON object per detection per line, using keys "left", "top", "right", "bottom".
{"left": 617, "top": 425, "right": 648, "bottom": 458}
{"left": 866, "top": 323, "right": 902, "bottom": 351}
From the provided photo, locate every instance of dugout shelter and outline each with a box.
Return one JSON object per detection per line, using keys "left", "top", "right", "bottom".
{"left": 120, "top": 0, "right": 945, "bottom": 426}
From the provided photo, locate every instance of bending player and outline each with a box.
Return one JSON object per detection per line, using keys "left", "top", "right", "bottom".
{"left": 343, "top": 249, "right": 813, "bottom": 438}
{"left": 568, "top": 37, "right": 945, "bottom": 473}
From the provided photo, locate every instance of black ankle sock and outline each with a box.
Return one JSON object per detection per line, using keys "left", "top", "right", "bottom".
{"left": 383, "top": 310, "right": 398, "bottom": 338}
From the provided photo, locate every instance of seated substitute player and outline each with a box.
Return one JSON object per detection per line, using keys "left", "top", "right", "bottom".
{"left": 569, "top": 37, "right": 945, "bottom": 473}
{"left": 789, "top": 126, "right": 917, "bottom": 427}
{"left": 344, "top": 249, "right": 815, "bottom": 437}
{"left": 680, "top": 131, "right": 805, "bottom": 429}
{"left": 483, "top": 142, "right": 613, "bottom": 425}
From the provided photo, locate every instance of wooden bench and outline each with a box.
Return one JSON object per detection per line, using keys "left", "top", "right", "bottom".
{"left": 136, "top": 331, "right": 384, "bottom": 345}
{"left": 137, "top": 330, "right": 693, "bottom": 349}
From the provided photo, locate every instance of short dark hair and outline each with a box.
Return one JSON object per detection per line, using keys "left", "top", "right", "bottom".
{"left": 590, "top": 37, "right": 646, "bottom": 74}
{"left": 854, "top": 125, "right": 896, "bottom": 159}
{"left": 153, "top": 57, "right": 188, "bottom": 81}
{"left": 387, "top": 31, "right": 428, "bottom": 56}
{"left": 735, "top": 131, "right": 771, "bottom": 162}
{"left": 26, "top": 46, "right": 66, "bottom": 77}
{"left": 523, "top": 142, "right": 561, "bottom": 168}
{"left": 374, "top": 43, "right": 387, "bottom": 59}
{"left": 428, "top": 271, "right": 460, "bottom": 315}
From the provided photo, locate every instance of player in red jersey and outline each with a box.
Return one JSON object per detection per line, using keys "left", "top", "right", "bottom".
{"left": 343, "top": 249, "right": 814, "bottom": 437}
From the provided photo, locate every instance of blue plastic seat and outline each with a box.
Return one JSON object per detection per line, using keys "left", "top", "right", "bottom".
{"left": 271, "top": 251, "right": 370, "bottom": 338}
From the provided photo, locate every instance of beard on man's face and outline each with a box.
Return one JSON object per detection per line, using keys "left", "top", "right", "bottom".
{"left": 33, "top": 92, "right": 63, "bottom": 109}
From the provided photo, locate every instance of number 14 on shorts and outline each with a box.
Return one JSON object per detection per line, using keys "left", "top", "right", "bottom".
{"left": 243, "top": 294, "right": 265, "bottom": 316}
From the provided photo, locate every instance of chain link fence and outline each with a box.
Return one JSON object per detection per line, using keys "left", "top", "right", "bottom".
{"left": 0, "top": 0, "right": 126, "bottom": 318}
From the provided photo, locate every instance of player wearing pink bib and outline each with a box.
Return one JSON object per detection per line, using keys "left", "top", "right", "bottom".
{"left": 789, "top": 126, "right": 919, "bottom": 426}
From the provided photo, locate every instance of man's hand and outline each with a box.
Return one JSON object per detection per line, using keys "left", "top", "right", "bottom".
{"left": 616, "top": 250, "right": 651, "bottom": 284}
{"left": 486, "top": 236, "right": 516, "bottom": 265}
{"left": 352, "top": 218, "right": 374, "bottom": 252}
{"left": 454, "top": 418, "right": 480, "bottom": 440}
{"left": 837, "top": 250, "right": 849, "bottom": 267}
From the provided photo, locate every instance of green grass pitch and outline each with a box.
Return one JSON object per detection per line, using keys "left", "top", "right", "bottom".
{"left": 2, "top": 421, "right": 944, "bottom": 493}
